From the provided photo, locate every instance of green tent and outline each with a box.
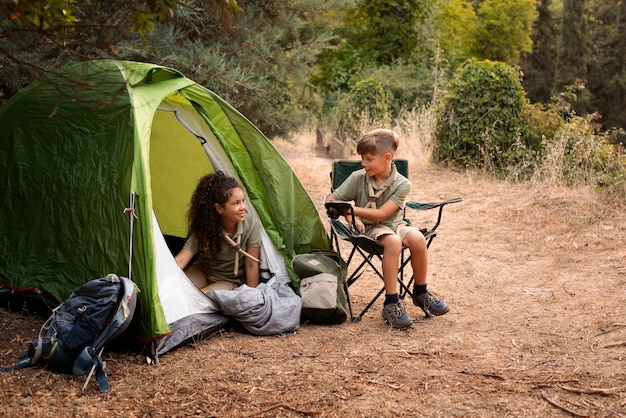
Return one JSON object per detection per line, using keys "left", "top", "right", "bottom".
{"left": 0, "top": 60, "right": 329, "bottom": 350}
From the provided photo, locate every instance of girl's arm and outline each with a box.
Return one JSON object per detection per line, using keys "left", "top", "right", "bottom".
{"left": 244, "top": 246, "right": 261, "bottom": 288}
{"left": 175, "top": 248, "right": 194, "bottom": 270}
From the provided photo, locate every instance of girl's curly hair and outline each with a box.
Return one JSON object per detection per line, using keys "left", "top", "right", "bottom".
{"left": 187, "top": 171, "right": 241, "bottom": 265}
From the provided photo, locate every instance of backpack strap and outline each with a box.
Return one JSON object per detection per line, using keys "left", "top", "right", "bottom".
{"left": 0, "top": 306, "right": 60, "bottom": 373}
{"left": 74, "top": 346, "right": 110, "bottom": 392}
{"left": 31, "top": 310, "right": 58, "bottom": 365}
{"left": 0, "top": 351, "right": 32, "bottom": 372}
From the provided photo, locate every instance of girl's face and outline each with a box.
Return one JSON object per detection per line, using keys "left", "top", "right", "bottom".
{"left": 215, "top": 187, "right": 246, "bottom": 224}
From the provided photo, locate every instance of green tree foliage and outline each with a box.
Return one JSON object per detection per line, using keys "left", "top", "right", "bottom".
{"left": 137, "top": 1, "right": 339, "bottom": 136}
{"left": 521, "top": 0, "right": 626, "bottom": 138}
{"left": 313, "top": 0, "right": 436, "bottom": 132}
{"left": 520, "top": 0, "right": 557, "bottom": 104}
{"left": 0, "top": 0, "right": 337, "bottom": 137}
{"left": 432, "top": 0, "right": 477, "bottom": 68}
{"left": 469, "top": 0, "right": 538, "bottom": 65}
{"left": 586, "top": 0, "right": 626, "bottom": 137}
{"left": 0, "top": 0, "right": 232, "bottom": 98}
{"left": 434, "top": 59, "right": 532, "bottom": 172}
{"left": 552, "top": 0, "right": 589, "bottom": 112}
{"left": 346, "top": 0, "right": 427, "bottom": 65}
{"left": 334, "top": 78, "right": 390, "bottom": 141}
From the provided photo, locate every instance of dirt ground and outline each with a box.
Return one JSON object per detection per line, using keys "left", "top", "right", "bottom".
{"left": 1, "top": 132, "right": 625, "bottom": 417}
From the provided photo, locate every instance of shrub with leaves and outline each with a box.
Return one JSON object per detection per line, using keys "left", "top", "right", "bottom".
{"left": 533, "top": 114, "right": 626, "bottom": 201}
{"left": 434, "top": 59, "right": 531, "bottom": 172}
{"left": 333, "top": 78, "right": 390, "bottom": 141}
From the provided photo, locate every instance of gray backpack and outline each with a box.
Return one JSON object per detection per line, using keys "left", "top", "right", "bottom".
{"left": 292, "top": 250, "right": 347, "bottom": 324}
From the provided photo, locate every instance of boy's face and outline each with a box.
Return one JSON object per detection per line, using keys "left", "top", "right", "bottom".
{"left": 360, "top": 151, "right": 391, "bottom": 177}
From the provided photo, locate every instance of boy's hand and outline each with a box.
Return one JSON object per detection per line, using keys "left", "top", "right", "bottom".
{"left": 345, "top": 212, "right": 364, "bottom": 233}
{"left": 324, "top": 200, "right": 352, "bottom": 219}
{"left": 352, "top": 217, "right": 365, "bottom": 234}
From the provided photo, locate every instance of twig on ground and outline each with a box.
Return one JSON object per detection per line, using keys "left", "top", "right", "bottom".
{"left": 243, "top": 403, "right": 319, "bottom": 417}
{"left": 562, "top": 282, "right": 576, "bottom": 296}
{"left": 367, "top": 379, "right": 403, "bottom": 389}
{"left": 541, "top": 392, "right": 588, "bottom": 417}
{"left": 505, "top": 359, "right": 556, "bottom": 372}
{"left": 603, "top": 341, "right": 626, "bottom": 348}
{"left": 249, "top": 386, "right": 273, "bottom": 394}
{"left": 594, "top": 323, "right": 626, "bottom": 337}
{"left": 460, "top": 370, "right": 505, "bottom": 380}
{"left": 559, "top": 385, "right": 622, "bottom": 396}
{"left": 382, "top": 339, "right": 434, "bottom": 357}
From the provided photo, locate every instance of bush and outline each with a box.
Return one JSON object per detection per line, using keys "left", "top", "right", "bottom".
{"left": 434, "top": 59, "right": 531, "bottom": 172}
{"left": 365, "top": 61, "right": 437, "bottom": 118}
{"left": 533, "top": 114, "right": 626, "bottom": 201}
{"left": 333, "top": 78, "right": 390, "bottom": 141}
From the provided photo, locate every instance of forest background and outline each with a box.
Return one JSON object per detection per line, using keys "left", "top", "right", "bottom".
{"left": 1, "top": 0, "right": 625, "bottom": 196}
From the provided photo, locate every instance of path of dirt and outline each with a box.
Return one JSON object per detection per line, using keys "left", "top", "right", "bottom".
{"left": 1, "top": 132, "right": 625, "bottom": 417}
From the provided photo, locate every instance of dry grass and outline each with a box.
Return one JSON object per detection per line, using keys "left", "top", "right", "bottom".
{"left": 2, "top": 132, "right": 625, "bottom": 417}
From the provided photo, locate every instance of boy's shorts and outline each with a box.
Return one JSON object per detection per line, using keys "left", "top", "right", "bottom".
{"left": 366, "top": 223, "right": 423, "bottom": 243}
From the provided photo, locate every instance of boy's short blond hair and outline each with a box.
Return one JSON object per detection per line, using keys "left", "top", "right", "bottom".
{"left": 356, "top": 128, "right": 399, "bottom": 156}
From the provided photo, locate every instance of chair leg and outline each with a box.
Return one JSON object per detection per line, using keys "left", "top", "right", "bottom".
{"left": 398, "top": 250, "right": 413, "bottom": 299}
{"left": 350, "top": 286, "right": 385, "bottom": 322}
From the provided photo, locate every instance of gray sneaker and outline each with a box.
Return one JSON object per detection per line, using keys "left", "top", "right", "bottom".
{"left": 412, "top": 290, "right": 450, "bottom": 317}
{"left": 382, "top": 302, "right": 413, "bottom": 328}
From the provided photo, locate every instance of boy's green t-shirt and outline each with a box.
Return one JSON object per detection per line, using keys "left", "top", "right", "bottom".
{"left": 332, "top": 162, "right": 410, "bottom": 230}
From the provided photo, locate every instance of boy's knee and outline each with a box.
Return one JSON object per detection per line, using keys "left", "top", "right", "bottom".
{"left": 380, "top": 233, "right": 402, "bottom": 251}
{"left": 404, "top": 231, "right": 426, "bottom": 250}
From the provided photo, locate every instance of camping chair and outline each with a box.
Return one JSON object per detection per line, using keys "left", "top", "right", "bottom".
{"left": 324, "top": 159, "right": 462, "bottom": 322}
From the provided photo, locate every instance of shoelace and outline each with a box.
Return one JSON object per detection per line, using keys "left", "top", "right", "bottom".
{"left": 392, "top": 303, "right": 407, "bottom": 318}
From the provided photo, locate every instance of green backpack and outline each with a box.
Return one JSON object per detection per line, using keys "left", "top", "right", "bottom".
{"left": 292, "top": 250, "right": 347, "bottom": 325}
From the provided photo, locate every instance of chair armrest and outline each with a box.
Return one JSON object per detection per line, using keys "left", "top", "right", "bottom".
{"left": 405, "top": 197, "right": 463, "bottom": 237}
{"left": 406, "top": 197, "right": 463, "bottom": 211}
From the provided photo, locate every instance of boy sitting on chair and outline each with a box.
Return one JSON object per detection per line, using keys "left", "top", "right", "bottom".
{"left": 325, "top": 128, "right": 450, "bottom": 328}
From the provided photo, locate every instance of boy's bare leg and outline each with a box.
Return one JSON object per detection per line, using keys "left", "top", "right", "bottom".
{"left": 379, "top": 233, "right": 402, "bottom": 293}
{"left": 379, "top": 233, "right": 413, "bottom": 327}
{"left": 404, "top": 230, "right": 428, "bottom": 285}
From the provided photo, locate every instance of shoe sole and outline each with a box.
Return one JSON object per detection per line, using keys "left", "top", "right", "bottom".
{"left": 385, "top": 320, "right": 413, "bottom": 328}
{"left": 419, "top": 306, "right": 450, "bottom": 317}
{"left": 382, "top": 314, "right": 413, "bottom": 328}
{"left": 413, "top": 299, "right": 450, "bottom": 317}
{"left": 382, "top": 315, "right": 413, "bottom": 328}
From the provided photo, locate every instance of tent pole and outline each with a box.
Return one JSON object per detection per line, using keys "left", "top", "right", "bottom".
{"left": 123, "top": 192, "right": 137, "bottom": 281}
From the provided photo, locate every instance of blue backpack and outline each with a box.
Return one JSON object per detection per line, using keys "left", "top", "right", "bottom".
{"left": 1, "top": 274, "right": 137, "bottom": 392}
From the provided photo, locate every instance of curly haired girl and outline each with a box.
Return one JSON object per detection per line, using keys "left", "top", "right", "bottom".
{"left": 175, "top": 171, "right": 261, "bottom": 291}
